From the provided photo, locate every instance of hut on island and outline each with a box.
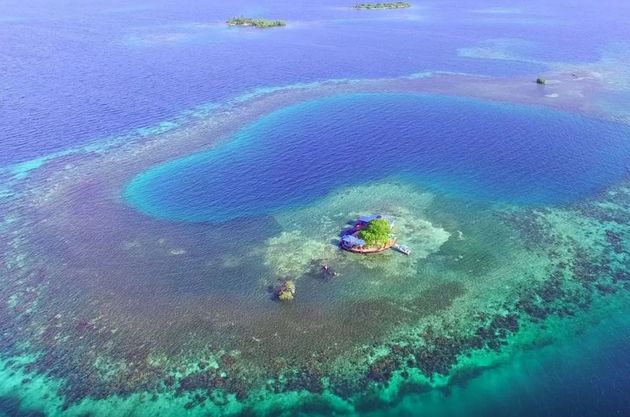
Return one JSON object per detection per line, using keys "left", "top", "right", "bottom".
{"left": 357, "top": 214, "right": 393, "bottom": 225}
{"left": 340, "top": 234, "right": 366, "bottom": 250}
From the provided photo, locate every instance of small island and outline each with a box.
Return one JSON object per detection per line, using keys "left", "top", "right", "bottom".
{"left": 341, "top": 215, "right": 411, "bottom": 255}
{"left": 354, "top": 2, "right": 411, "bottom": 10}
{"left": 536, "top": 77, "right": 547, "bottom": 85}
{"left": 226, "top": 17, "right": 287, "bottom": 28}
{"left": 340, "top": 215, "right": 394, "bottom": 254}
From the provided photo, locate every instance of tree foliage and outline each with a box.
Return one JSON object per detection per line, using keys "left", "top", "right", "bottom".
{"left": 359, "top": 219, "right": 392, "bottom": 247}
{"left": 227, "top": 17, "right": 286, "bottom": 28}
{"left": 354, "top": 2, "right": 411, "bottom": 10}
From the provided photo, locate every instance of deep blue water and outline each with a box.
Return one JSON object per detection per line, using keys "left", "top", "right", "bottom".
{"left": 126, "top": 93, "right": 630, "bottom": 222}
{"left": 4, "top": 0, "right": 630, "bottom": 165}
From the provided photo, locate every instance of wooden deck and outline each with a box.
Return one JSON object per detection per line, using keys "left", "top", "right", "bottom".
{"left": 342, "top": 238, "right": 396, "bottom": 254}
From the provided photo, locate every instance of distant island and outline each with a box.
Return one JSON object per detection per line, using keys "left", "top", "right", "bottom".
{"left": 354, "top": 2, "right": 411, "bottom": 9}
{"left": 226, "top": 17, "right": 287, "bottom": 28}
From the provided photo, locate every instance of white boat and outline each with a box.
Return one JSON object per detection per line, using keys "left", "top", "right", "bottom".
{"left": 393, "top": 244, "right": 411, "bottom": 255}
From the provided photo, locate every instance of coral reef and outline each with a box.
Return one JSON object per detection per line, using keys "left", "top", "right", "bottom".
{"left": 273, "top": 279, "right": 296, "bottom": 301}
{"left": 2, "top": 70, "right": 630, "bottom": 416}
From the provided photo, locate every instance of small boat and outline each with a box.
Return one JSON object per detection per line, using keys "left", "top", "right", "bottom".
{"left": 393, "top": 244, "right": 411, "bottom": 255}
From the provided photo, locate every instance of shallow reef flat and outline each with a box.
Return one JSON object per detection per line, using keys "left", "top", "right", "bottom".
{"left": 266, "top": 182, "right": 449, "bottom": 278}
{"left": 1, "top": 71, "right": 630, "bottom": 416}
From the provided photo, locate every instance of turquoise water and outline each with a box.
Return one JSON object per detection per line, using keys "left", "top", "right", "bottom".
{"left": 378, "top": 296, "right": 630, "bottom": 417}
{"left": 126, "top": 93, "right": 630, "bottom": 222}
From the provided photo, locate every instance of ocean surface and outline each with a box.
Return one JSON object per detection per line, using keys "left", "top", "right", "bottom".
{"left": 2, "top": 0, "right": 630, "bottom": 416}
{"left": 125, "top": 93, "right": 630, "bottom": 221}
{"left": 4, "top": 0, "right": 630, "bottom": 165}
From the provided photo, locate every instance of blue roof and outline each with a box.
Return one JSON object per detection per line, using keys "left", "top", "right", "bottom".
{"left": 358, "top": 214, "right": 395, "bottom": 225}
{"left": 358, "top": 214, "right": 381, "bottom": 223}
{"left": 341, "top": 235, "right": 365, "bottom": 246}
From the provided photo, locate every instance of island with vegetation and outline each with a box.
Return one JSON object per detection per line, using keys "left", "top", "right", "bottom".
{"left": 354, "top": 2, "right": 411, "bottom": 10}
{"left": 340, "top": 215, "right": 396, "bottom": 254}
{"left": 226, "top": 17, "right": 287, "bottom": 28}
{"left": 536, "top": 77, "right": 547, "bottom": 85}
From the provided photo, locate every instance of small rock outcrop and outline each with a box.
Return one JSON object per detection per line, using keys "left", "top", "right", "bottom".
{"left": 274, "top": 279, "right": 296, "bottom": 301}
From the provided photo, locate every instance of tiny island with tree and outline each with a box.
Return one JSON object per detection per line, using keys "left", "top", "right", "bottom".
{"left": 226, "top": 17, "right": 287, "bottom": 28}
{"left": 340, "top": 215, "right": 410, "bottom": 255}
{"left": 354, "top": 2, "right": 411, "bottom": 10}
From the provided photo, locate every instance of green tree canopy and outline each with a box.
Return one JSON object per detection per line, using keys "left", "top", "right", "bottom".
{"left": 359, "top": 218, "right": 392, "bottom": 247}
